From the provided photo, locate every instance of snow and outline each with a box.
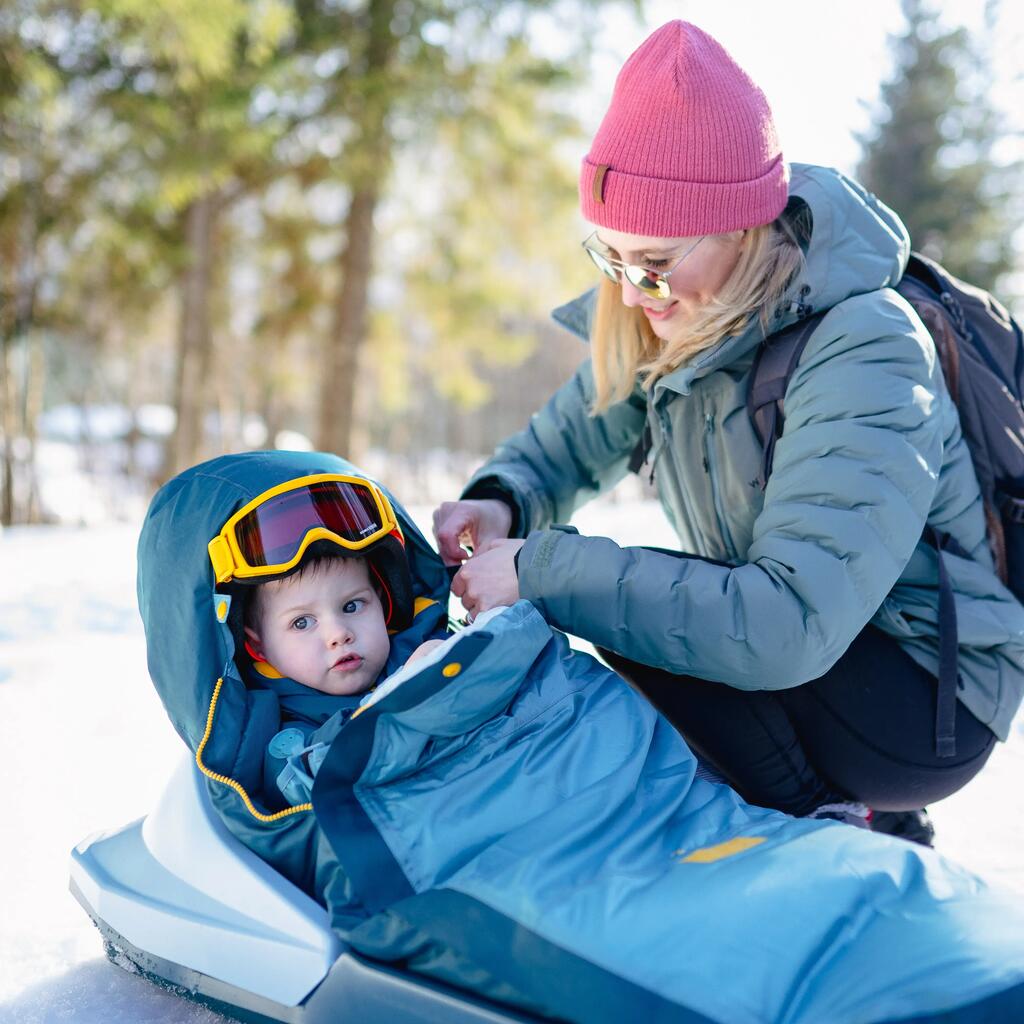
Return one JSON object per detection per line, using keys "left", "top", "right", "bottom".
{"left": 1, "top": 502, "right": 1022, "bottom": 1023}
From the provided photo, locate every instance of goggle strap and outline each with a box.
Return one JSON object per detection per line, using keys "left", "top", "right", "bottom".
{"left": 209, "top": 535, "right": 236, "bottom": 584}
{"left": 368, "top": 559, "right": 394, "bottom": 627}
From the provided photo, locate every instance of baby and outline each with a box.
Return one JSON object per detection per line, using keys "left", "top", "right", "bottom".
{"left": 206, "top": 470, "right": 448, "bottom": 807}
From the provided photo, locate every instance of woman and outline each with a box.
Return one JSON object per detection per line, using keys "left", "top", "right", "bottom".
{"left": 432, "top": 21, "right": 1024, "bottom": 839}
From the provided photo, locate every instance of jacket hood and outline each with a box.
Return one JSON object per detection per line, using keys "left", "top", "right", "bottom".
{"left": 553, "top": 164, "right": 911, "bottom": 396}
{"left": 137, "top": 450, "right": 449, "bottom": 791}
{"left": 783, "top": 163, "right": 909, "bottom": 315}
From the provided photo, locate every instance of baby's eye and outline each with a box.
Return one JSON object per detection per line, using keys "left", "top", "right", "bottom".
{"left": 342, "top": 599, "right": 362, "bottom": 614}
{"left": 644, "top": 259, "right": 671, "bottom": 270}
{"left": 291, "top": 615, "right": 311, "bottom": 631}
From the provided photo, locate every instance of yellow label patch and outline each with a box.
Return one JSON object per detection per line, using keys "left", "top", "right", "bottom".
{"left": 216, "top": 600, "right": 229, "bottom": 622}
{"left": 442, "top": 662, "right": 462, "bottom": 678}
{"left": 677, "top": 836, "right": 766, "bottom": 863}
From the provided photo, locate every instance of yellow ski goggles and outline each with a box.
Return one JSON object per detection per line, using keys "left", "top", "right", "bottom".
{"left": 208, "top": 473, "right": 403, "bottom": 585}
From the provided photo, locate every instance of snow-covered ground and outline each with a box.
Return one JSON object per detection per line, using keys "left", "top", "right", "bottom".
{"left": 1, "top": 501, "right": 1022, "bottom": 1024}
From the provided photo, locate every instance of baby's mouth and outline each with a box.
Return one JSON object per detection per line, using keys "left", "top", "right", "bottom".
{"left": 332, "top": 653, "right": 363, "bottom": 672}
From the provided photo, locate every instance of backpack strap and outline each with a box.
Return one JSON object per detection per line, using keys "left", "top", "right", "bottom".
{"left": 747, "top": 313, "right": 826, "bottom": 489}
{"left": 924, "top": 527, "right": 962, "bottom": 758}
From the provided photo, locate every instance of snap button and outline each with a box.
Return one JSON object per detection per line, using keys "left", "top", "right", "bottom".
{"left": 268, "top": 728, "right": 306, "bottom": 759}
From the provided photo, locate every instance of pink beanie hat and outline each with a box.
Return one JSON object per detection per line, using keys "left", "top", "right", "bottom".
{"left": 580, "top": 21, "right": 788, "bottom": 236}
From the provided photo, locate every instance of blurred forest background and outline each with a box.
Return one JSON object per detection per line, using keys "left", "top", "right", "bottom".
{"left": 1, "top": 0, "right": 1021, "bottom": 526}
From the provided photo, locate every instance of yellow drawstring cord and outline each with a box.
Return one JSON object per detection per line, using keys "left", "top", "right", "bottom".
{"left": 195, "top": 677, "right": 313, "bottom": 822}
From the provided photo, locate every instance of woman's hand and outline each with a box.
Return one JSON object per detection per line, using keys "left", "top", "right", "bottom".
{"left": 432, "top": 498, "right": 513, "bottom": 566}
{"left": 451, "top": 539, "right": 526, "bottom": 619}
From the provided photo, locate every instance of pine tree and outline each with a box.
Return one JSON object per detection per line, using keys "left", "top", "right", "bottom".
{"left": 857, "top": 0, "right": 1019, "bottom": 291}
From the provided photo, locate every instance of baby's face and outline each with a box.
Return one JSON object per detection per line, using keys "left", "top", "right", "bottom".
{"left": 246, "top": 558, "right": 390, "bottom": 696}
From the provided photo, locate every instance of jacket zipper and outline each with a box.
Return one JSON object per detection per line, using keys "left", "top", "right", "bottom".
{"left": 703, "top": 413, "right": 738, "bottom": 560}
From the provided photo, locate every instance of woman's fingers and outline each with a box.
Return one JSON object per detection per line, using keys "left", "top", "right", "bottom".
{"left": 450, "top": 540, "right": 525, "bottom": 615}
{"left": 434, "top": 502, "right": 477, "bottom": 565}
{"left": 433, "top": 499, "right": 513, "bottom": 565}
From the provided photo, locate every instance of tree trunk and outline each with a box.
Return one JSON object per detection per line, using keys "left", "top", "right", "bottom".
{"left": 0, "top": 202, "right": 40, "bottom": 525}
{"left": 316, "top": 0, "right": 397, "bottom": 458}
{"left": 318, "top": 187, "right": 379, "bottom": 457}
{"left": 0, "top": 338, "right": 15, "bottom": 527}
{"left": 22, "top": 330, "right": 45, "bottom": 523}
{"left": 161, "top": 192, "right": 218, "bottom": 483}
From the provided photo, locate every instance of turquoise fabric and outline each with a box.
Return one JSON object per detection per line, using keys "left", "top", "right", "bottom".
{"left": 464, "top": 164, "right": 1024, "bottom": 739}
{"left": 315, "top": 599, "right": 1024, "bottom": 1024}
{"left": 138, "top": 450, "right": 1024, "bottom": 1023}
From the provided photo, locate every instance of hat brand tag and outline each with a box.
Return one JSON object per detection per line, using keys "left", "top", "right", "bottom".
{"left": 593, "top": 164, "right": 610, "bottom": 204}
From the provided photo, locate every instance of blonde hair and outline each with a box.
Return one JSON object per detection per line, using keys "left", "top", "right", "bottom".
{"left": 590, "top": 220, "right": 805, "bottom": 412}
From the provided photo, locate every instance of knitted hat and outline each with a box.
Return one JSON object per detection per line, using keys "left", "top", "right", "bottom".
{"left": 580, "top": 21, "right": 788, "bottom": 236}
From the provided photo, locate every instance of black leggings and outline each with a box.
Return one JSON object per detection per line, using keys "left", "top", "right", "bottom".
{"left": 601, "top": 626, "right": 996, "bottom": 815}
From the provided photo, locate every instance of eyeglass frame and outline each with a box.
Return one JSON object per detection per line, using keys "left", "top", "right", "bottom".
{"left": 581, "top": 232, "right": 706, "bottom": 300}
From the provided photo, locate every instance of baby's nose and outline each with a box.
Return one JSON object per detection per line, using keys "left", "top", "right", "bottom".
{"left": 327, "top": 619, "right": 354, "bottom": 646}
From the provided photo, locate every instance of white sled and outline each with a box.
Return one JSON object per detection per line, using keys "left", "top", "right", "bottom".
{"left": 69, "top": 752, "right": 533, "bottom": 1024}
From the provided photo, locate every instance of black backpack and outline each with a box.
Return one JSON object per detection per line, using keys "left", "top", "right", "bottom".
{"left": 748, "top": 251, "right": 1024, "bottom": 756}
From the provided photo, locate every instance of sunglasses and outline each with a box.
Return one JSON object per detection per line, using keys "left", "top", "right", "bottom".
{"left": 208, "top": 473, "right": 402, "bottom": 585}
{"left": 581, "top": 232, "right": 705, "bottom": 300}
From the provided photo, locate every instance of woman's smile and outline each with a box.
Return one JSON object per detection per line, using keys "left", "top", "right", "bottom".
{"left": 641, "top": 302, "right": 678, "bottom": 321}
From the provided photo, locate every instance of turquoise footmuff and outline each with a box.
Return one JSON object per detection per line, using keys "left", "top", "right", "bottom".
{"left": 136, "top": 449, "right": 1024, "bottom": 1024}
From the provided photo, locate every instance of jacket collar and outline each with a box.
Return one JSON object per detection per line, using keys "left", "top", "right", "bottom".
{"left": 551, "top": 287, "right": 597, "bottom": 342}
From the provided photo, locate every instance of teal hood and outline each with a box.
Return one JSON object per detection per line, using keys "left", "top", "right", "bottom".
{"left": 137, "top": 450, "right": 449, "bottom": 806}
{"left": 783, "top": 163, "right": 909, "bottom": 322}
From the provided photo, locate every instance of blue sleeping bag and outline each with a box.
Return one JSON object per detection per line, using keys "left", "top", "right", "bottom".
{"left": 137, "top": 451, "right": 1024, "bottom": 1024}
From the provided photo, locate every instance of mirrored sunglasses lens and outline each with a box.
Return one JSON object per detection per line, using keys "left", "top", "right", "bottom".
{"left": 624, "top": 266, "right": 668, "bottom": 299}
{"left": 584, "top": 247, "right": 619, "bottom": 283}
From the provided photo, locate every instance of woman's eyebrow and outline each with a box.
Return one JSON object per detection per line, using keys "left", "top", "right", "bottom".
{"left": 594, "top": 235, "right": 681, "bottom": 259}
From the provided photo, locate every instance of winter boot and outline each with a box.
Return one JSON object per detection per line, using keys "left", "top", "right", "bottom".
{"left": 870, "top": 808, "right": 936, "bottom": 848}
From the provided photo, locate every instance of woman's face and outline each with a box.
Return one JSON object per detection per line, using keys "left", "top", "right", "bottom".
{"left": 588, "top": 226, "right": 747, "bottom": 342}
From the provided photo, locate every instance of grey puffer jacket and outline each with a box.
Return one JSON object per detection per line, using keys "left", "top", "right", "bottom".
{"left": 464, "top": 164, "right": 1024, "bottom": 740}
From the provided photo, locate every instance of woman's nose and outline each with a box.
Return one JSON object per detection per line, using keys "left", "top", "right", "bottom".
{"left": 619, "top": 277, "right": 646, "bottom": 307}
